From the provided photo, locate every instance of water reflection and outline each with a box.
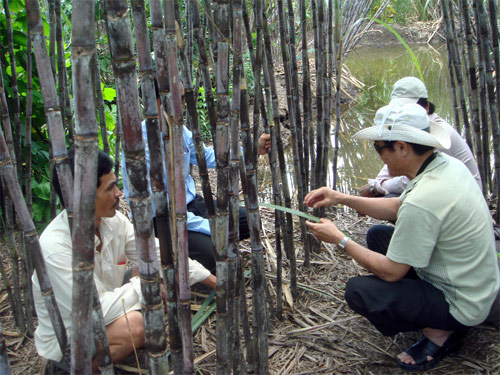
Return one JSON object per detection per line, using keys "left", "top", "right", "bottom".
{"left": 258, "top": 43, "right": 451, "bottom": 205}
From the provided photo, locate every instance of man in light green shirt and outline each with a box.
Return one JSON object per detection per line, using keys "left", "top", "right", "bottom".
{"left": 304, "top": 103, "right": 499, "bottom": 372}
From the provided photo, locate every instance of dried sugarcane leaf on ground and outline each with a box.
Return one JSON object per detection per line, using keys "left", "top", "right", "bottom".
{"left": 2, "top": 204, "right": 498, "bottom": 374}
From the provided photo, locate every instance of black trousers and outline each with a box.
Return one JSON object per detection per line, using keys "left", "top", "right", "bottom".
{"left": 344, "top": 224, "right": 467, "bottom": 336}
{"left": 186, "top": 195, "right": 249, "bottom": 273}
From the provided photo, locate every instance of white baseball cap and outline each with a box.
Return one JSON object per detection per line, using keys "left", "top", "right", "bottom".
{"left": 389, "top": 77, "right": 428, "bottom": 106}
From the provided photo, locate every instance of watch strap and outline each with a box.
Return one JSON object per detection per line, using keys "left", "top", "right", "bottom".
{"left": 338, "top": 236, "right": 351, "bottom": 249}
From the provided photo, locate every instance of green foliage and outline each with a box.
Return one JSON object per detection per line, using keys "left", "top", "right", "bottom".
{"left": 29, "top": 142, "right": 53, "bottom": 226}
{"left": 369, "top": 0, "right": 439, "bottom": 24}
{"left": 196, "top": 86, "right": 211, "bottom": 141}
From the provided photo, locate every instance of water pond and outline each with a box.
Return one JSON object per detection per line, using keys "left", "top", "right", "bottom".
{"left": 259, "top": 43, "right": 453, "bottom": 204}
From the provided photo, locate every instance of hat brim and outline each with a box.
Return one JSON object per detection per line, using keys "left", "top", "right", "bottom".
{"left": 353, "top": 120, "right": 451, "bottom": 150}
{"left": 389, "top": 97, "right": 419, "bottom": 106}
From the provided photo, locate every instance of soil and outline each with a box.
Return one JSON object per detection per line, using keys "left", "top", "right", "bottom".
{"left": 2, "top": 21, "right": 499, "bottom": 375}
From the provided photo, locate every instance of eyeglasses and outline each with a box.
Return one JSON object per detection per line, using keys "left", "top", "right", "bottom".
{"left": 373, "top": 141, "right": 392, "bottom": 155}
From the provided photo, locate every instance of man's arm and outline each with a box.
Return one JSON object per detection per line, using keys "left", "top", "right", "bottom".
{"left": 304, "top": 186, "right": 401, "bottom": 221}
{"left": 375, "top": 165, "right": 409, "bottom": 195}
{"left": 305, "top": 218, "right": 410, "bottom": 282}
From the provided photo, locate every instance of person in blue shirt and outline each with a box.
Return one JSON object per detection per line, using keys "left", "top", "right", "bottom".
{"left": 122, "top": 81, "right": 271, "bottom": 272}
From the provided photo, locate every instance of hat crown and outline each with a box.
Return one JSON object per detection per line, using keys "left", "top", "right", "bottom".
{"left": 375, "top": 103, "right": 430, "bottom": 133}
{"left": 390, "top": 76, "right": 428, "bottom": 100}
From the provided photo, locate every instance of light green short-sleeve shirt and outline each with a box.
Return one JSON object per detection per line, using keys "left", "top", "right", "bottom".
{"left": 387, "top": 153, "right": 499, "bottom": 326}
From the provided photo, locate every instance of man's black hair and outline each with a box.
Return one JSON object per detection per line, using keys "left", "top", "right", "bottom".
{"left": 380, "top": 140, "right": 434, "bottom": 156}
{"left": 53, "top": 148, "right": 114, "bottom": 208}
{"left": 407, "top": 142, "right": 435, "bottom": 155}
{"left": 416, "top": 98, "right": 436, "bottom": 115}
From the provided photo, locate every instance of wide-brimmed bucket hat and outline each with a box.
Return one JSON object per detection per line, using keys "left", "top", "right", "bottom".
{"left": 389, "top": 76, "right": 428, "bottom": 106}
{"left": 353, "top": 103, "right": 451, "bottom": 149}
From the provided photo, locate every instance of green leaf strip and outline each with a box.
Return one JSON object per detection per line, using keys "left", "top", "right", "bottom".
{"left": 257, "top": 202, "right": 321, "bottom": 223}
{"left": 191, "top": 290, "right": 215, "bottom": 331}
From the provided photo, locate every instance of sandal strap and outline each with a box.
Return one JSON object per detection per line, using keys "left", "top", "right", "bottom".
{"left": 404, "top": 337, "right": 442, "bottom": 365}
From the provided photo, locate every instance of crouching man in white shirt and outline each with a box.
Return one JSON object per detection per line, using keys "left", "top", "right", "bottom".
{"left": 32, "top": 149, "right": 216, "bottom": 371}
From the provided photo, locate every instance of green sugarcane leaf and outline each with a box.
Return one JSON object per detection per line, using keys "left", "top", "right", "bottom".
{"left": 191, "top": 290, "right": 215, "bottom": 331}
{"left": 254, "top": 202, "right": 321, "bottom": 223}
{"left": 192, "top": 303, "right": 216, "bottom": 332}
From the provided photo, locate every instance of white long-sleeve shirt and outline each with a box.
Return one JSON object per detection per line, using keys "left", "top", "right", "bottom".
{"left": 374, "top": 113, "right": 482, "bottom": 195}
{"left": 32, "top": 209, "right": 210, "bottom": 362}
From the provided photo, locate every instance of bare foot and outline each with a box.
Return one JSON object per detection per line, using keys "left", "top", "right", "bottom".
{"left": 397, "top": 328, "right": 453, "bottom": 365}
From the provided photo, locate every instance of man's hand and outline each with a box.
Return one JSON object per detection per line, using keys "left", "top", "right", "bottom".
{"left": 304, "top": 186, "right": 342, "bottom": 209}
{"left": 359, "top": 184, "right": 373, "bottom": 197}
{"left": 305, "top": 218, "right": 343, "bottom": 244}
{"left": 258, "top": 133, "right": 271, "bottom": 155}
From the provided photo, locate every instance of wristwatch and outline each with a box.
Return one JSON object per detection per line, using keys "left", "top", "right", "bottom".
{"left": 338, "top": 236, "right": 351, "bottom": 249}
{"left": 369, "top": 181, "right": 377, "bottom": 196}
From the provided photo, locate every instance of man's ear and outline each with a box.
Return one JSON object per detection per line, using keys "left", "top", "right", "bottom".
{"left": 395, "top": 141, "right": 409, "bottom": 156}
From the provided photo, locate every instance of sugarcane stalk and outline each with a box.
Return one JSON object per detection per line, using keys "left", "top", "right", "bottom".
{"left": 5, "top": 202, "right": 25, "bottom": 332}
{"left": 130, "top": 2, "right": 174, "bottom": 374}
{"left": 227, "top": 0, "right": 244, "bottom": 369}
{"left": 3, "top": 0, "right": 22, "bottom": 178}
{"left": 242, "top": 0, "right": 270, "bottom": 157}
{"left": 284, "top": 0, "right": 307, "bottom": 191}
{"left": 93, "top": 54, "right": 110, "bottom": 155}
{"left": 280, "top": 0, "right": 308, "bottom": 275}
{"left": 319, "top": 0, "right": 331, "bottom": 193}
{"left": 104, "top": 1, "right": 168, "bottom": 373}
{"left": 240, "top": 69, "right": 268, "bottom": 373}
{"left": 472, "top": 1, "right": 492, "bottom": 192}
{"left": 341, "top": 1, "right": 388, "bottom": 56}
{"left": 459, "top": 0, "right": 485, "bottom": 195}
{"left": 55, "top": 0, "right": 74, "bottom": 144}
{"left": 48, "top": 0, "right": 57, "bottom": 80}
{"left": 0, "top": 57, "right": 26, "bottom": 333}
{"left": 164, "top": 0, "right": 195, "bottom": 372}
{"left": 147, "top": 1, "right": 183, "bottom": 372}
{"left": 443, "top": 0, "right": 474, "bottom": 150}
{"left": 488, "top": 0, "right": 500, "bottom": 142}
{"left": 114, "top": 106, "right": 122, "bottom": 179}
{"left": 190, "top": 0, "right": 218, "bottom": 142}
{"left": 204, "top": 0, "right": 218, "bottom": 69}
{"left": 299, "top": 0, "right": 312, "bottom": 195}
{"left": 18, "top": 235, "right": 35, "bottom": 335}
{"left": 25, "top": 20, "right": 33, "bottom": 217}
{"left": 332, "top": 0, "right": 342, "bottom": 192}
{"left": 26, "top": 0, "right": 73, "bottom": 215}
{"left": 255, "top": 0, "right": 285, "bottom": 322}
{"left": 312, "top": 0, "right": 326, "bottom": 193}
{"left": 0, "top": 327, "right": 10, "bottom": 374}
{"left": 262, "top": 0, "right": 297, "bottom": 301}
{"left": 441, "top": 0, "right": 462, "bottom": 133}
{"left": 0, "top": 121, "right": 68, "bottom": 360}
{"left": 240, "top": 4, "right": 264, "bottom": 370}
{"left": 183, "top": 0, "right": 216, "bottom": 236}
{"left": 91, "top": 292, "right": 114, "bottom": 374}
{"left": 476, "top": 0, "right": 500, "bottom": 218}
{"left": 70, "top": 2, "right": 115, "bottom": 372}
{"left": 212, "top": 0, "right": 231, "bottom": 372}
